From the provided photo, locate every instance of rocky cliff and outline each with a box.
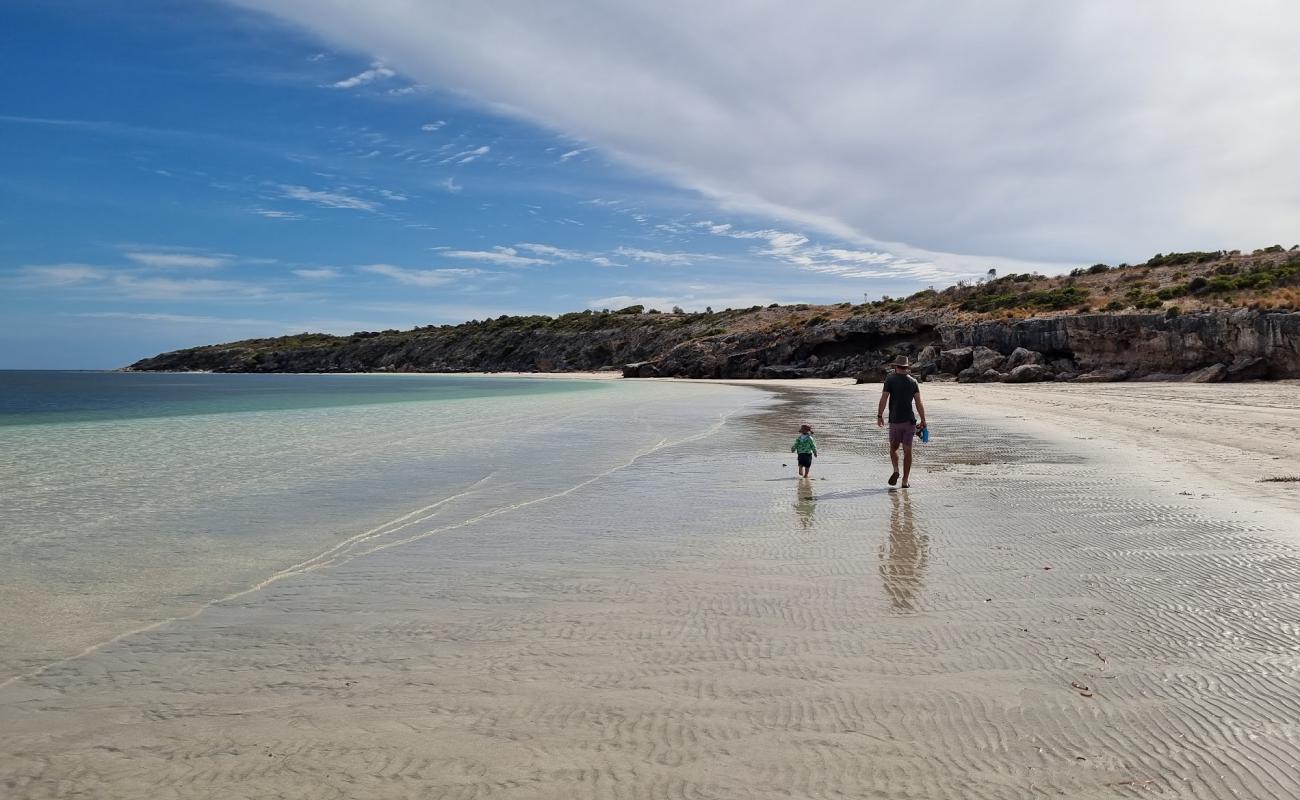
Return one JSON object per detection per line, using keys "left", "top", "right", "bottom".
{"left": 129, "top": 308, "right": 1300, "bottom": 383}
{"left": 625, "top": 309, "right": 1300, "bottom": 383}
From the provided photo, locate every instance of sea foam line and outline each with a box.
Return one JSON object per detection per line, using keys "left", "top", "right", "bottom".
{"left": 0, "top": 397, "right": 755, "bottom": 690}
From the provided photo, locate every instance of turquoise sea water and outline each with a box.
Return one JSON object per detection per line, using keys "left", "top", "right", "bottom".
{"left": 0, "top": 371, "right": 597, "bottom": 426}
{"left": 0, "top": 371, "right": 759, "bottom": 681}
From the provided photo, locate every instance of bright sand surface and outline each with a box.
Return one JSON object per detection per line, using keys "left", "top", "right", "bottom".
{"left": 3, "top": 378, "right": 1299, "bottom": 799}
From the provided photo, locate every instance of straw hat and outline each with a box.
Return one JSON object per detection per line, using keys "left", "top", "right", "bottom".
{"left": 888, "top": 355, "right": 912, "bottom": 368}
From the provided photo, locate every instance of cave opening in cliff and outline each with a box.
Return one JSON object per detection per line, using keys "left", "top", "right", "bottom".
{"left": 808, "top": 331, "right": 936, "bottom": 362}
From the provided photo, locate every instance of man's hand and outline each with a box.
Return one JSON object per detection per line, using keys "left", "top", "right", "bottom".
{"left": 876, "top": 414, "right": 885, "bottom": 428}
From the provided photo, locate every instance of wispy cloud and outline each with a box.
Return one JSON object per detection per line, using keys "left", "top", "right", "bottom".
{"left": 328, "top": 61, "right": 396, "bottom": 89}
{"left": 107, "top": 274, "right": 277, "bottom": 301}
{"left": 698, "top": 222, "right": 956, "bottom": 281}
{"left": 18, "top": 264, "right": 109, "bottom": 286}
{"left": 436, "top": 177, "right": 462, "bottom": 193}
{"left": 514, "top": 242, "right": 622, "bottom": 267}
{"left": 515, "top": 243, "right": 584, "bottom": 260}
{"left": 292, "top": 267, "right": 342, "bottom": 280}
{"left": 441, "top": 145, "right": 490, "bottom": 165}
{"left": 559, "top": 147, "right": 591, "bottom": 162}
{"left": 67, "top": 311, "right": 277, "bottom": 326}
{"left": 361, "top": 264, "right": 480, "bottom": 287}
{"left": 253, "top": 209, "right": 305, "bottom": 221}
{"left": 420, "top": 121, "right": 446, "bottom": 131}
{"left": 280, "top": 184, "right": 379, "bottom": 212}
{"left": 613, "top": 247, "right": 717, "bottom": 266}
{"left": 441, "top": 247, "right": 548, "bottom": 267}
{"left": 124, "top": 251, "right": 228, "bottom": 269}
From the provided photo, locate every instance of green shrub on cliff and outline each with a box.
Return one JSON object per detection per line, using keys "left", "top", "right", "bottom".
{"left": 958, "top": 285, "right": 1089, "bottom": 313}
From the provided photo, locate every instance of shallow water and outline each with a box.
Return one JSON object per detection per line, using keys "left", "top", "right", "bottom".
{"left": 0, "top": 372, "right": 759, "bottom": 681}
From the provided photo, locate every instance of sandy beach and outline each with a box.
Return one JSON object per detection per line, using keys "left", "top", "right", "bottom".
{"left": 2, "top": 379, "right": 1298, "bottom": 799}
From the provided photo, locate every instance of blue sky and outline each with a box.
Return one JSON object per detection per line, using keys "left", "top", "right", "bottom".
{"left": 3, "top": 1, "right": 1296, "bottom": 368}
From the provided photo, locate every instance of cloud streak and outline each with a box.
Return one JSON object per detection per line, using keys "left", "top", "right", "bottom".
{"left": 124, "top": 251, "right": 228, "bottom": 269}
{"left": 279, "top": 184, "right": 379, "bottom": 212}
{"left": 440, "top": 247, "right": 548, "bottom": 267}
{"left": 329, "top": 61, "right": 396, "bottom": 89}
{"left": 361, "top": 264, "right": 480, "bottom": 286}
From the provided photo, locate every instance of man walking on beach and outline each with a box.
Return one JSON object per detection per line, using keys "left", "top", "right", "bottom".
{"left": 877, "top": 356, "right": 927, "bottom": 488}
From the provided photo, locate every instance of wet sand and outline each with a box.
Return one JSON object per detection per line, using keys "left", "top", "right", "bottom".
{"left": 3, "top": 381, "right": 1299, "bottom": 799}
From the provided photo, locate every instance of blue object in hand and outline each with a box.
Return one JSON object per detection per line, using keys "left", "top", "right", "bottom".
{"left": 919, "top": 425, "right": 930, "bottom": 443}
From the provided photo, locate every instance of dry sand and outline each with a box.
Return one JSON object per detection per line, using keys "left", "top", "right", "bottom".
{"left": 2, "top": 380, "right": 1299, "bottom": 799}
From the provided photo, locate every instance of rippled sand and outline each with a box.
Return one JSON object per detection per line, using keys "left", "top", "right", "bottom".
{"left": 3, "top": 382, "right": 1298, "bottom": 799}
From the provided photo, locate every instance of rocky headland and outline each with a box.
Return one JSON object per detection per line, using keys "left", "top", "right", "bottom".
{"left": 128, "top": 247, "right": 1300, "bottom": 383}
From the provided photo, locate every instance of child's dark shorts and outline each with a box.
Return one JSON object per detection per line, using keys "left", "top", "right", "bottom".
{"left": 797, "top": 452, "right": 813, "bottom": 468}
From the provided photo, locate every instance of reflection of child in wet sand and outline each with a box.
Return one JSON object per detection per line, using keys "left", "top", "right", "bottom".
{"left": 791, "top": 424, "right": 818, "bottom": 479}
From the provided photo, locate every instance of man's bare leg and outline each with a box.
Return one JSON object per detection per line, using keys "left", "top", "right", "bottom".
{"left": 901, "top": 443, "right": 914, "bottom": 488}
{"left": 889, "top": 441, "right": 901, "bottom": 485}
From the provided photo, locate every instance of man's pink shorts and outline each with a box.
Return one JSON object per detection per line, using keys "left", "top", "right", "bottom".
{"left": 888, "top": 422, "right": 917, "bottom": 445}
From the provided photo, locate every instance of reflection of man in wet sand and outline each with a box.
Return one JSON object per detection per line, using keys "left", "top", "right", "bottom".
{"left": 880, "top": 489, "right": 928, "bottom": 611}
{"left": 876, "top": 356, "right": 927, "bottom": 488}
{"left": 794, "top": 481, "right": 816, "bottom": 530}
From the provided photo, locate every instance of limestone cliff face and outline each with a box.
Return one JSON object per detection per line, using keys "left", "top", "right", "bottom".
{"left": 939, "top": 311, "right": 1300, "bottom": 379}
{"left": 129, "top": 310, "right": 1300, "bottom": 382}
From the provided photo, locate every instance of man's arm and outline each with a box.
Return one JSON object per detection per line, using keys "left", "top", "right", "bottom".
{"left": 914, "top": 391, "right": 927, "bottom": 427}
{"left": 877, "top": 392, "right": 889, "bottom": 427}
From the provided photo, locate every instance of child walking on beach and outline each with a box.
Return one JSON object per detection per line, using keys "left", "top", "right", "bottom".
{"left": 791, "top": 424, "right": 818, "bottom": 479}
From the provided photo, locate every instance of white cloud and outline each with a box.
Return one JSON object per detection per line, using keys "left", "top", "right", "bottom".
{"left": 12, "top": 263, "right": 292, "bottom": 302}
{"left": 513, "top": 242, "right": 623, "bottom": 267}
{"left": 436, "top": 177, "right": 462, "bottom": 193}
{"left": 421, "top": 120, "right": 446, "bottom": 131}
{"left": 442, "top": 246, "right": 548, "bottom": 266}
{"left": 18, "top": 264, "right": 108, "bottom": 286}
{"left": 253, "top": 208, "right": 306, "bottom": 220}
{"left": 559, "top": 147, "right": 590, "bottom": 162}
{"left": 441, "top": 144, "right": 490, "bottom": 165}
{"left": 698, "top": 221, "right": 1063, "bottom": 281}
{"left": 361, "top": 264, "right": 480, "bottom": 286}
{"left": 67, "top": 311, "right": 276, "bottom": 326}
{"left": 514, "top": 242, "right": 584, "bottom": 260}
{"left": 613, "top": 247, "right": 716, "bottom": 266}
{"left": 123, "top": 251, "right": 228, "bottom": 269}
{"left": 107, "top": 275, "right": 275, "bottom": 301}
{"left": 292, "top": 267, "right": 342, "bottom": 279}
{"left": 328, "top": 61, "right": 396, "bottom": 89}
{"left": 280, "top": 184, "right": 379, "bottom": 212}
{"left": 234, "top": 1, "right": 1300, "bottom": 264}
